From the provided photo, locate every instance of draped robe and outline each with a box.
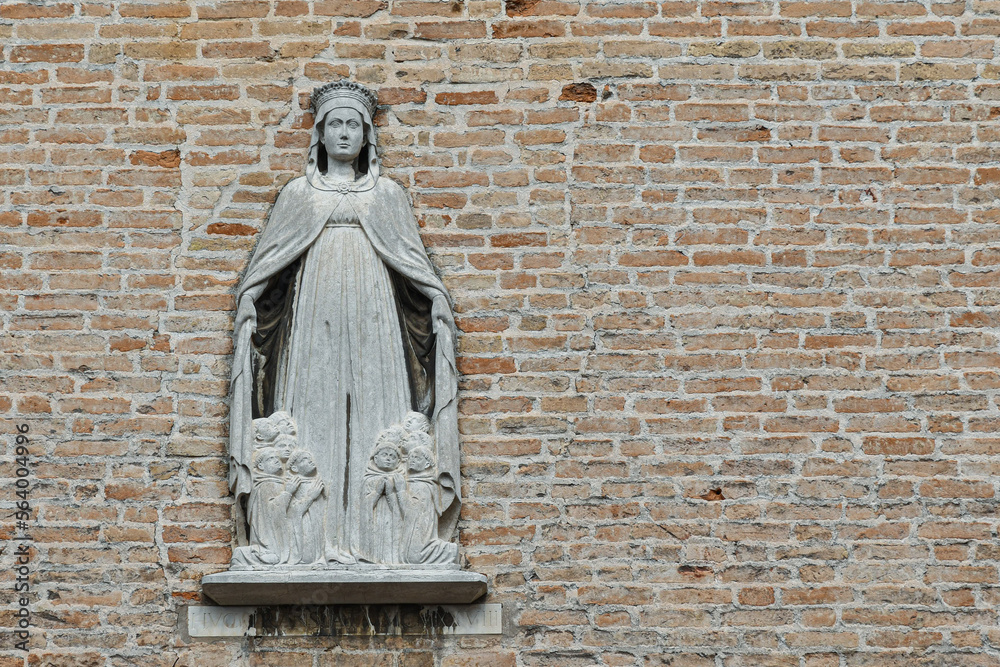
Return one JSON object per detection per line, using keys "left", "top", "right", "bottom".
{"left": 247, "top": 472, "right": 291, "bottom": 563}
{"left": 361, "top": 461, "right": 406, "bottom": 564}
{"left": 289, "top": 474, "right": 326, "bottom": 565}
{"left": 230, "top": 175, "right": 460, "bottom": 562}
{"left": 402, "top": 469, "right": 459, "bottom": 565}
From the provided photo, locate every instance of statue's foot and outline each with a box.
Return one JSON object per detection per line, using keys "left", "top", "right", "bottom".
{"left": 325, "top": 548, "right": 356, "bottom": 565}
{"left": 232, "top": 545, "right": 280, "bottom": 569}
{"left": 253, "top": 546, "right": 281, "bottom": 565}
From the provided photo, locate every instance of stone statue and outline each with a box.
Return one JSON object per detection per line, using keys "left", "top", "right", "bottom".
{"left": 287, "top": 449, "right": 326, "bottom": 565}
{"left": 234, "top": 446, "right": 293, "bottom": 567}
{"left": 401, "top": 439, "right": 459, "bottom": 565}
{"left": 361, "top": 433, "right": 406, "bottom": 564}
{"left": 228, "top": 81, "right": 461, "bottom": 570}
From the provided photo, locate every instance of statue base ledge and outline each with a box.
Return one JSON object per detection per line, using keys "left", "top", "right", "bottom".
{"left": 201, "top": 569, "right": 488, "bottom": 606}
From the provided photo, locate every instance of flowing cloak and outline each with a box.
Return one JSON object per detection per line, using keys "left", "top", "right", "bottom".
{"left": 289, "top": 476, "right": 326, "bottom": 564}
{"left": 402, "top": 470, "right": 459, "bottom": 565}
{"left": 247, "top": 473, "right": 291, "bottom": 562}
{"left": 361, "top": 462, "right": 405, "bottom": 564}
{"left": 229, "top": 175, "right": 460, "bottom": 550}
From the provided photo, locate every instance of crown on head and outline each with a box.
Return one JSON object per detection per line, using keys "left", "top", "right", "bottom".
{"left": 311, "top": 81, "right": 378, "bottom": 117}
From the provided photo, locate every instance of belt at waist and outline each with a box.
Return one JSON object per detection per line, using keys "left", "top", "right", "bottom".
{"left": 324, "top": 219, "right": 362, "bottom": 228}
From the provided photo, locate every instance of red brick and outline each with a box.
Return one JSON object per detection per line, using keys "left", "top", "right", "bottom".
{"left": 10, "top": 44, "right": 84, "bottom": 63}
{"left": 435, "top": 90, "right": 498, "bottom": 105}
{"left": 560, "top": 82, "right": 598, "bottom": 102}
{"left": 415, "top": 21, "right": 487, "bottom": 40}
{"left": 493, "top": 20, "right": 565, "bottom": 38}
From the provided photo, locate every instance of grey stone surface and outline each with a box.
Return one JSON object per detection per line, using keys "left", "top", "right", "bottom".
{"left": 223, "top": 80, "right": 466, "bottom": 573}
{"left": 202, "top": 569, "right": 488, "bottom": 606}
{"left": 186, "top": 603, "right": 502, "bottom": 637}
{"left": 186, "top": 606, "right": 255, "bottom": 638}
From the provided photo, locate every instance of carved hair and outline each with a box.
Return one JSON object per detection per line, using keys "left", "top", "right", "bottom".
{"left": 372, "top": 429, "right": 402, "bottom": 463}
{"left": 378, "top": 424, "right": 407, "bottom": 450}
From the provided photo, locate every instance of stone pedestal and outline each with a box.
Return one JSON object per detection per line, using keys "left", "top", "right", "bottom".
{"left": 201, "top": 569, "right": 488, "bottom": 606}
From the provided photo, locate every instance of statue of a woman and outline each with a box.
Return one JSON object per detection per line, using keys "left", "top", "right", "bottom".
{"left": 228, "top": 81, "right": 460, "bottom": 567}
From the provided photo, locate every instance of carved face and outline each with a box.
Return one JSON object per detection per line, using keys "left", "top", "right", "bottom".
{"left": 322, "top": 107, "right": 365, "bottom": 164}
{"left": 257, "top": 452, "right": 282, "bottom": 476}
{"left": 405, "top": 431, "right": 431, "bottom": 454}
{"left": 275, "top": 435, "right": 295, "bottom": 461}
{"left": 253, "top": 417, "right": 279, "bottom": 445}
{"left": 407, "top": 449, "right": 431, "bottom": 472}
{"left": 291, "top": 452, "right": 316, "bottom": 475}
{"left": 374, "top": 446, "right": 399, "bottom": 472}
{"left": 272, "top": 411, "right": 296, "bottom": 436}
{"left": 403, "top": 411, "right": 429, "bottom": 434}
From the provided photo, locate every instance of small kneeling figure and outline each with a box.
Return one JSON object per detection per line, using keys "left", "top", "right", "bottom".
{"left": 233, "top": 446, "right": 297, "bottom": 568}
{"left": 287, "top": 449, "right": 326, "bottom": 566}
{"left": 401, "top": 438, "right": 459, "bottom": 565}
{"left": 360, "top": 435, "right": 405, "bottom": 564}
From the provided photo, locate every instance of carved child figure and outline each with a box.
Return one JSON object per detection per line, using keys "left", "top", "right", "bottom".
{"left": 253, "top": 416, "right": 280, "bottom": 448}
{"left": 401, "top": 437, "right": 459, "bottom": 565}
{"left": 360, "top": 433, "right": 406, "bottom": 563}
{"left": 247, "top": 446, "right": 299, "bottom": 565}
{"left": 287, "top": 449, "right": 326, "bottom": 565}
{"left": 271, "top": 410, "right": 297, "bottom": 437}
{"left": 274, "top": 432, "right": 295, "bottom": 470}
{"left": 403, "top": 411, "right": 431, "bottom": 439}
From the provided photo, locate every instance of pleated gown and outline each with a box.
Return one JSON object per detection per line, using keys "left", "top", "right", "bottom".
{"left": 273, "top": 195, "right": 411, "bottom": 561}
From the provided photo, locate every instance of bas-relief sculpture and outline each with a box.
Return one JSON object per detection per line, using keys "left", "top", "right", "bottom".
{"left": 224, "top": 81, "right": 464, "bottom": 573}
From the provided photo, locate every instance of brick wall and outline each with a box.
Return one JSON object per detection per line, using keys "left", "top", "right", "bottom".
{"left": 3, "top": 0, "right": 1000, "bottom": 665}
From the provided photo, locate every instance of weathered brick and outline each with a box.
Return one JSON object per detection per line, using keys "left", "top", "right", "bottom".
{"left": 10, "top": 44, "right": 84, "bottom": 62}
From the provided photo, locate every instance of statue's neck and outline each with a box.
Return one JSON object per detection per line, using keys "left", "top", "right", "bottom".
{"left": 324, "top": 159, "right": 356, "bottom": 182}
